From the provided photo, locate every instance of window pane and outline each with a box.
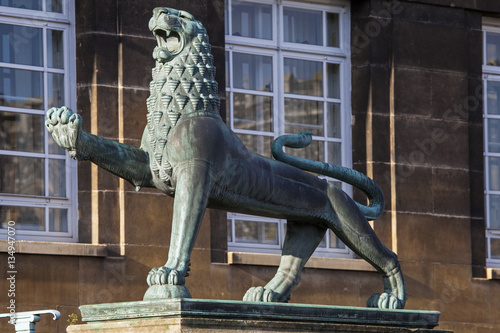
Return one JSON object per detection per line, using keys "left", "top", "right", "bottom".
{"left": 227, "top": 219, "right": 232, "bottom": 242}
{"left": 284, "top": 98, "right": 322, "bottom": 135}
{"left": 489, "top": 195, "right": 500, "bottom": 229}
{"left": 283, "top": 7, "right": 322, "bottom": 45}
{"left": 487, "top": 80, "right": 500, "bottom": 115}
{"left": 49, "top": 208, "right": 67, "bottom": 232}
{"left": 328, "top": 142, "right": 342, "bottom": 165}
{"left": 0, "top": 0, "right": 42, "bottom": 11}
{"left": 486, "top": 32, "right": 500, "bottom": 66}
{"left": 0, "top": 205, "right": 44, "bottom": 231}
{"left": 488, "top": 118, "right": 500, "bottom": 153}
{"left": 327, "top": 102, "right": 341, "bottom": 138}
{"left": 0, "top": 23, "right": 42, "bottom": 66}
{"left": 236, "top": 133, "right": 272, "bottom": 158}
{"left": 233, "top": 93, "right": 272, "bottom": 132}
{"left": 329, "top": 229, "right": 345, "bottom": 249}
{"left": 47, "top": 72, "right": 64, "bottom": 108}
{"left": 327, "top": 63, "right": 340, "bottom": 98}
{"left": 318, "top": 233, "right": 327, "bottom": 248}
{"left": 489, "top": 156, "right": 500, "bottom": 191}
{"left": 0, "top": 155, "right": 44, "bottom": 195}
{"left": 491, "top": 238, "right": 500, "bottom": 259}
{"left": 0, "top": 67, "right": 43, "bottom": 109}
{"left": 235, "top": 220, "right": 278, "bottom": 245}
{"left": 48, "top": 159, "right": 65, "bottom": 197}
{"left": 232, "top": 1, "right": 272, "bottom": 40}
{"left": 327, "top": 12, "right": 339, "bottom": 47}
{"left": 0, "top": 111, "right": 44, "bottom": 152}
{"left": 233, "top": 53, "right": 273, "bottom": 91}
{"left": 225, "top": 51, "right": 230, "bottom": 88}
{"left": 225, "top": 0, "right": 229, "bottom": 35}
{"left": 47, "top": 29, "right": 64, "bottom": 68}
{"left": 284, "top": 58, "right": 322, "bottom": 96}
{"left": 46, "top": 0, "right": 62, "bottom": 13}
{"left": 287, "top": 139, "right": 324, "bottom": 162}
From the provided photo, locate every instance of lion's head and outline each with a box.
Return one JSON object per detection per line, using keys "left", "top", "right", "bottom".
{"left": 149, "top": 7, "right": 206, "bottom": 63}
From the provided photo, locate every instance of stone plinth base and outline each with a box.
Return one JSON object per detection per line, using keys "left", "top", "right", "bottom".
{"left": 68, "top": 299, "right": 452, "bottom": 333}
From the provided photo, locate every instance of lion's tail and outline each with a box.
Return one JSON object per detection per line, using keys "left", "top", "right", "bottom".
{"left": 271, "top": 131, "right": 384, "bottom": 221}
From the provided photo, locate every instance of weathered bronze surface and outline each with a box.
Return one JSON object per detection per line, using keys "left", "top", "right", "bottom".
{"left": 45, "top": 7, "right": 406, "bottom": 309}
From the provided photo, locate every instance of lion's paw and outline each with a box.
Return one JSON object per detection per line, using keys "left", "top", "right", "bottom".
{"left": 45, "top": 106, "right": 82, "bottom": 159}
{"left": 243, "top": 286, "right": 290, "bottom": 303}
{"left": 366, "top": 292, "right": 405, "bottom": 309}
{"left": 147, "top": 266, "right": 185, "bottom": 286}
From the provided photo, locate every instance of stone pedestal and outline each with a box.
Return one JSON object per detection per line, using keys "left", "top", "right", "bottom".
{"left": 67, "top": 299, "right": 452, "bottom": 333}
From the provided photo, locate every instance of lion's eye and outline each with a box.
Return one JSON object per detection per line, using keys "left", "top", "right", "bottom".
{"left": 179, "top": 11, "right": 194, "bottom": 21}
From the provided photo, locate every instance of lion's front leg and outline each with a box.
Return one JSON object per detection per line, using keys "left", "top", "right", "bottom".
{"left": 144, "top": 161, "right": 214, "bottom": 300}
{"left": 46, "top": 107, "right": 153, "bottom": 189}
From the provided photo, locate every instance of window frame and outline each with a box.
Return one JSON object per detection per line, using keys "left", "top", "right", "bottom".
{"left": 225, "top": 0, "right": 352, "bottom": 257}
{"left": 0, "top": 1, "right": 78, "bottom": 242}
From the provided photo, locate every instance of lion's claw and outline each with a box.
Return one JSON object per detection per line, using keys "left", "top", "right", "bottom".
{"left": 45, "top": 106, "right": 83, "bottom": 158}
{"left": 147, "top": 266, "right": 185, "bottom": 286}
{"left": 367, "top": 292, "right": 404, "bottom": 309}
{"left": 243, "top": 286, "right": 288, "bottom": 303}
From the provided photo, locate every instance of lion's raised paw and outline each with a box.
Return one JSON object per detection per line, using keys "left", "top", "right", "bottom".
{"left": 45, "top": 106, "right": 82, "bottom": 159}
{"left": 243, "top": 286, "right": 290, "bottom": 303}
{"left": 147, "top": 266, "right": 185, "bottom": 286}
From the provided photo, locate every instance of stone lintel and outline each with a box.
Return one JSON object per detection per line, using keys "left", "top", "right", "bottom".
{"left": 71, "top": 299, "right": 449, "bottom": 332}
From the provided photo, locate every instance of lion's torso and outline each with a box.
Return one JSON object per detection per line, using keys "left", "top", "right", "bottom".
{"left": 141, "top": 10, "right": 335, "bottom": 221}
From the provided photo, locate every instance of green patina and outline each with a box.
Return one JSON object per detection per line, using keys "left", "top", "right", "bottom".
{"left": 46, "top": 7, "right": 406, "bottom": 309}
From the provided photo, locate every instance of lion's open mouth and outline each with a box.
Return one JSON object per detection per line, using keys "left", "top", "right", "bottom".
{"left": 154, "top": 29, "right": 183, "bottom": 54}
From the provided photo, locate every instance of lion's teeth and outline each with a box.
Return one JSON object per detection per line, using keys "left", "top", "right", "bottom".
{"left": 166, "top": 29, "right": 171, "bottom": 37}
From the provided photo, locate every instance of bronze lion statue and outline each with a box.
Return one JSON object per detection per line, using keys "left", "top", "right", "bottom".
{"left": 45, "top": 7, "right": 406, "bottom": 309}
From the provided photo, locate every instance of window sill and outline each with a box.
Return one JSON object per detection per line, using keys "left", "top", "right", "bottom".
{"left": 0, "top": 240, "right": 108, "bottom": 257}
{"left": 227, "top": 251, "right": 376, "bottom": 272}
{"left": 487, "top": 268, "right": 500, "bottom": 280}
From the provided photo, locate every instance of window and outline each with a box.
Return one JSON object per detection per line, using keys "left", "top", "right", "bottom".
{"left": 0, "top": 0, "right": 77, "bottom": 242}
{"left": 225, "top": 0, "right": 351, "bottom": 257}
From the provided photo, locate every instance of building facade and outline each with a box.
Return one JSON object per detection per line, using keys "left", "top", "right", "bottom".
{"left": 1, "top": 0, "right": 500, "bottom": 332}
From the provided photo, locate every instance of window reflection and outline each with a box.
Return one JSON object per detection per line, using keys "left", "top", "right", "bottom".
{"left": 0, "top": 205, "right": 44, "bottom": 231}
{"left": 233, "top": 93, "right": 273, "bottom": 132}
{"left": 490, "top": 195, "right": 500, "bottom": 229}
{"left": 0, "top": 0, "right": 42, "bottom": 11}
{"left": 487, "top": 32, "right": 500, "bottom": 66}
{"left": 235, "top": 220, "right": 278, "bottom": 245}
{"left": 0, "top": 111, "right": 44, "bottom": 152}
{"left": 49, "top": 208, "right": 67, "bottom": 232}
{"left": 233, "top": 53, "right": 273, "bottom": 91}
{"left": 488, "top": 118, "right": 500, "bottom": 153}
{"left": 326, "top": 12, "right": 340, "bottom": 47}
{"left": 283, "top": 8, "right": 322, "bottom": 45}
{"left": 232, "top": 1, "right": 272, "bottom": 40}
{"left": 47, "top": 29, "right": 64, "bottom": 69}
{"left": 489, "top": 156, "right": 500, "bottom": 191}
{"left": 0, "top": 23, "right": 42, "bottom": 66}
{"left": 0, "top": 68, "right": 43, "bottom": 109}
{"left": 0, "top": 155, "right": 44, "bottom": 196}
{"left": 284, "top": 98, "right": 322, "bottom": 135}
{"left": 284, "top": 58, "right": 322, "bottom": 96}
{"left": 487, "top": 80, "right": 500, "bottom": 115}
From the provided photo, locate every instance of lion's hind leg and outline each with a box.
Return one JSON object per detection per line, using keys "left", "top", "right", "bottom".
{"left": 326, "top": 184, "right": 406, "bottom": 309}
{"left": 243, "top": 221, "right": 326, "bottom": 303}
